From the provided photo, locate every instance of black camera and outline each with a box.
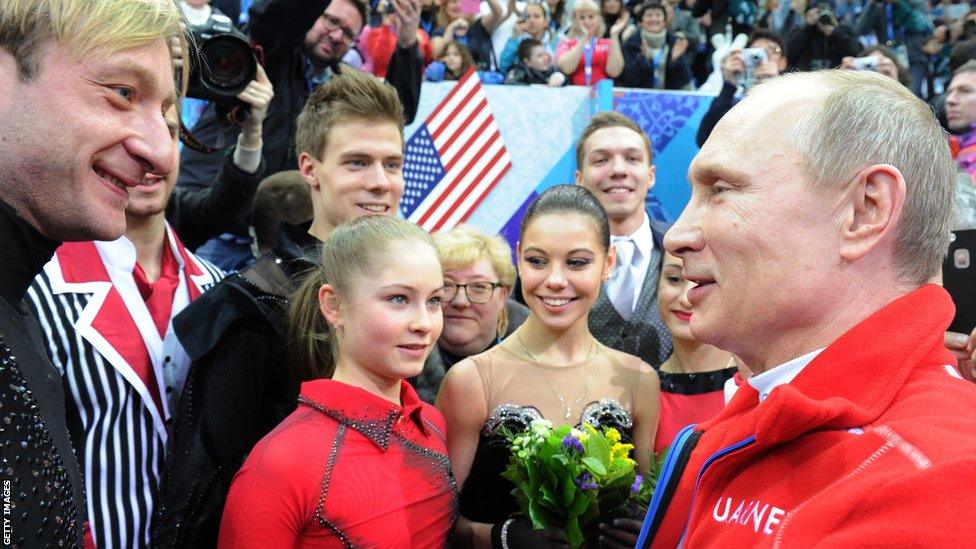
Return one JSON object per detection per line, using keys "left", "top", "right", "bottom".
{"left": 185, "top": 11, "right": 258, "bottom": 104}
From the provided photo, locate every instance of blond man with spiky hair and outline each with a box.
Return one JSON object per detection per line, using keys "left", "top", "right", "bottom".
{"left": 0, "top": 1, "right": 184, "bottom": 547}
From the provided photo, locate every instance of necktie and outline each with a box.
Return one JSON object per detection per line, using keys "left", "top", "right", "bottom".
{"left": 609, "top": 237, "right": 638, "bottom": 321}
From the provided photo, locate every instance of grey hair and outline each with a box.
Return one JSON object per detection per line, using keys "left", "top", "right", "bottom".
{"left": 759, "top": 70, "right": 955, "bottom": 285}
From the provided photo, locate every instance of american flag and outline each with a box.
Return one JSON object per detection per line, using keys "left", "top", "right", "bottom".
{"left": 401, "top": 69, "right": 512, "bottom": 232}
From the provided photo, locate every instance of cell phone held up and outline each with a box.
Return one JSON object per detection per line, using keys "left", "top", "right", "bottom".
{"left": 943, "top": 229, "right": 976, "bottom": 335}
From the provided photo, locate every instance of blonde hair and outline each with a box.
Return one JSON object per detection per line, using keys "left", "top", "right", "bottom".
{"left": 433, "top": 225, "right": 516, "bottom": 336}
{"left": 295, "top": 68, "right": 404, "bottom": 161}
{"left": 569, "top": 0, "right": 606, "bottom": 39}
{"left": 762, "top": 70, "right": 955, "bottom": 285}
{"left": 0, "top": 0, "right": 185, "bottom": 83}
{"left": 287, "top": 216, "right": 438, "bottom": 380}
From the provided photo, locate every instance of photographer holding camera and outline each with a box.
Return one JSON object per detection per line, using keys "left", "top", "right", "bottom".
{"left": 855, "top": 0, "right": 932, "bottom": 97}
{"left": 695, "top": 30, "right": 787, "bottom": 146}
{"left": 786, "top": 4, "right": 861, "bottom": 71}
{"left": 178, "top": 0, "right": 424, "bottom": 194}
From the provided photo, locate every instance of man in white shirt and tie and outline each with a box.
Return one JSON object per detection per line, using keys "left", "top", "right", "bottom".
{"left": 575, "top": 111, "right": 672, "bottom": 367}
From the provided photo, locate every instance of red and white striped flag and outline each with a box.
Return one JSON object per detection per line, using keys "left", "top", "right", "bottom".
{"left": 400, "top": 68, "right": 513, "bottom": 232}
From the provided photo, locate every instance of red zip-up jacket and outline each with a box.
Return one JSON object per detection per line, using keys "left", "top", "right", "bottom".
{"left": 639, "top": 285, "right": 976, "bottom": 547}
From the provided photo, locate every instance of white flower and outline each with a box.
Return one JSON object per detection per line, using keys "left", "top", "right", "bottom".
{"left": 529, "top": 418, "right": 553, "bottom": 436}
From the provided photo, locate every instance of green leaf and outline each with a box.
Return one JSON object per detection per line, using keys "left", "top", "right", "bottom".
{"left": 528, "top": 499, "right": 551, "bottom": 529}
{"left": 584, "top": 429, "right": 612, "bottom": 465}
{"left": 582, "top": 457, "right": 608, "bottom": 476}
{"left": 565, "top": 515, "right": 585, "bottom": 548}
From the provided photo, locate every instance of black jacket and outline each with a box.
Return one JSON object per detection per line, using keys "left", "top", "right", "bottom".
{"left": 167, "top": 146, "right": 265, "bottom": 250}
{"left": 619, "top": 30, "right": 693, "bottom": 90}
{"left": 504, "top": 63, "right": 561, "bottom": 85}
{"left": 0, "top": 199, "right": 87, "bottom": 547}
{"left": 786, "top": 23, "right": 862, "bottom": 71}
{"left": 177, "top": 0, "right": 423, "bottom": 189}
{"left": 696, "top": 80, "right": 739, "bottom": 147}
{"left": 152, "top": 222, "right": 318, "bottom": 548}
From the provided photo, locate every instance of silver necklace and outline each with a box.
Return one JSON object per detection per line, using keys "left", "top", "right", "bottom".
{"left": 515, "top": 331, "right": 598, "bottom": 420}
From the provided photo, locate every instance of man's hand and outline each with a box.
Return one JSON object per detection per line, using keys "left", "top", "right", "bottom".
{"left": 395, "top": 0, "right": 422, "bottom": 48}
{"left": 598, "top": 518, "right": 643, "bottom": 548}
{"left": 721, "top": 49, "right": 745, "bottom": 84}
{"left": 236, "top": 64, "right": 274, "bottom": 148}
{"left": 945, "top": 329, "right": 976, "bottom": 383}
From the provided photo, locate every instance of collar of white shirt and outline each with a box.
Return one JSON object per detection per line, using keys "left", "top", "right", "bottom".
{"left": 748, "top": 347, "right": 825, "bottom": 403}
{"left": 611, "top": 213, "right": 654, "bottom": 265}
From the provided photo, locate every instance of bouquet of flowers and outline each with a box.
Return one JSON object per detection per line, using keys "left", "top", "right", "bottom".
{"left": 501, "top": 419, "right": 655, "bottom": 547}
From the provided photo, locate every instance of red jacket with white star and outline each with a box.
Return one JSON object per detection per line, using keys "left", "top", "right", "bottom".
{"left": 640, "top": 285, "right": 976, "bottom": 548}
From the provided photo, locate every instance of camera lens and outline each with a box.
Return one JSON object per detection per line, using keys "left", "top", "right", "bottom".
{"left": 200, "top": 36, "right": 252, "bottom": 90}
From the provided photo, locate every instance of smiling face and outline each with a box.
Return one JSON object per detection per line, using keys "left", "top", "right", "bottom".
{"left": 575, "top": 8, "right": 601, "bottom": 35}
{"left": 304, "top": 0, "right": 365, "bottom": 64}
{"left": 641, "top": 7, "right": 667, "bottom": 33}
{"left": 664, "top": 86, "right": 842, "bottom": 363}
{"left": 518, "top": 212, "right": 614, "bottom": 333}
{"left": 0, "top": 38, "right": 177, "bottom": 241}
{"left": 300, "top": 118, "right": 405, "bottom": 237}
{"left": 440, "top": 258, "right": 509, "bottom": 356}
{"left": 328, "top": 240, "right": 445, "bottom": 384}
{"left": 576, "top": 126, "right": 655, "bottom": 236}
{"left": 657, "top": 252, "right": 695, "bottom": 342}
{"left": 946, "top": 71, "right": 976, "bottom": 133}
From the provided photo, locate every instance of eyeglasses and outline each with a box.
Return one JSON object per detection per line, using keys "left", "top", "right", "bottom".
{"left": 444, "top": 281, "right": 502, "bottom": 304}
{"left": 321, "top": 13, "right": 359, "bottom": 45}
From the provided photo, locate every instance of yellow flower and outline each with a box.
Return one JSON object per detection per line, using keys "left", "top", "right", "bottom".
{"left": 606, "top": 428, "right": 621, "bottom": 445}
{"left": 611, "top": 441, "right": 635, "bottom": 461}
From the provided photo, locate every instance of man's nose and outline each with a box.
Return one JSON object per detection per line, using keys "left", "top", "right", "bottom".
{"left": 664, "top": 205, "right": 704, "bottom": 257}
{"left": 127, "top": 110, "right": 176, "bottom": 179}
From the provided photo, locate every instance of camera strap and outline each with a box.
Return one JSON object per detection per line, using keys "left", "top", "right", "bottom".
{"left": 178, "top": 103, "right": 248, "bottom": 154}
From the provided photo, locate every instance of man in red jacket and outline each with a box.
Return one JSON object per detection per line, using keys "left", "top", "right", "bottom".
{"left": 607, "top": 69, "right": 976, "bottom": 547}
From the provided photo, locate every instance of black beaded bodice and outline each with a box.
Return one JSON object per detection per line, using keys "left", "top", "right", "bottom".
{"left": 0, "top": 337, "right": 79, "bottom": 547}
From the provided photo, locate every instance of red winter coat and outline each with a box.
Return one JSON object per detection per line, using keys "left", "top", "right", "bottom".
{"left": 638, "top": 285, "right": 976, "bottom": 548}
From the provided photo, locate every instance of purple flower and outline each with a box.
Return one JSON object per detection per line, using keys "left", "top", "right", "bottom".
{"left": 631, "top": 474, "right": 643, "bottom": 495}
{"left": 574, "top": 472, "right": 599, "bottom": 491}
{"left": 562, "top": 435, "right": 584, "bottom": 453}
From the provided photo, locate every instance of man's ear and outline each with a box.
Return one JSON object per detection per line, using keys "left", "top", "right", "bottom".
{"left": 299, "top": 152, "right": 321, "bottom": 190}
{"left": 318, "top": 284, "right": 343, "bottom": 328}
{"left": 838, "top": 164, "right": 906, "bottom": 262}
{"left": 574, "top": 169, "right": 583, "bottom": 185}
{"left": 647, "top": 164, "right": 657, "bottom": 191}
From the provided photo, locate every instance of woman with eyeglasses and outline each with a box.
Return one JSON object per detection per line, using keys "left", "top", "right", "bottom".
{"left": 436, "top": 186, "right": 660, "bottom": 548}
{"left": 410, "top": 225, "right": 530, "bottom": 403}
